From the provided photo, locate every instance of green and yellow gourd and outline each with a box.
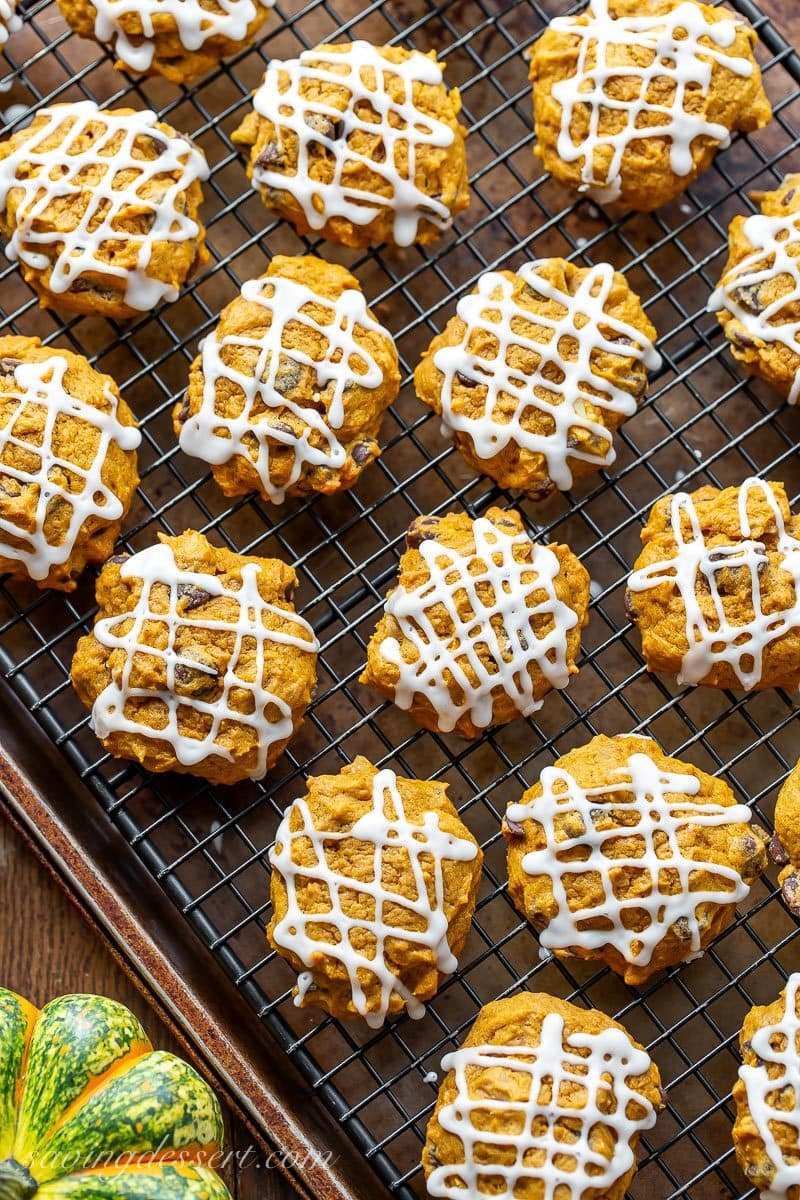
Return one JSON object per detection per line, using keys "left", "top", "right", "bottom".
{"left": 0, "top": 988, "right": 232, "bottom": 1200}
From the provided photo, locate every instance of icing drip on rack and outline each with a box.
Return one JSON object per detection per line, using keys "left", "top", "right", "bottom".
{"left": 269, "top": 767, "right": 478, "bottom": 1028}
{"left": 0, "top": 0, "right": 20, "bottom": 47}
{"left": 431, "top": 261, "right": 661, "bottom": 490}
{"left": 0, "top": 101, "right": 209, "bottom": 310}
{"left": 379, "top": 516, "right": 579, "bottom": 733}
{"left": 506, "top": 751, "right": 754, "bottom": 967}
{"left": 250, "top": 41, "right": 457, "bottom": 246}
{"left": 90, "top": 541, "right": 318, "bottom": 780}
{"left": 427, "top": 1010, "right": 658, "bottom": 1200}
{"left": 90, "top": 0, "right": 269, "bottom": 73}
{"left": 628, "top": 477, "right": 800, "bottom": 689}
{"left": 179, "top": 273, "right": 390, "bottom": 503}
{"left": 739, "top": 974, "right": 800, "bottom": 1199}
{"left": 709, "top": 208, "right": 800, "bottom": 404}
{"left": 549, "top": 0, "right": 755, "bottom": 203}
{"left": 0, "top": 355, "right": 140, "bottom": 580}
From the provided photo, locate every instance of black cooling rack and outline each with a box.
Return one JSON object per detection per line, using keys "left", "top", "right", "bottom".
{"left": 1, "top": 0, "right": 800, "bottom": 1195}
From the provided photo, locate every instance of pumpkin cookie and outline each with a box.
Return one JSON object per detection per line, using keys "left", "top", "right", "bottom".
{"left": 422, "top": 992, "right": 663, "bottom": 1200}
{"left": 233, "top": 41, "right": 469, "bottom": 248}
{"left": 360, "top": 506, "right": 590, "bottom": 738}
{"left": 627, "top": 478, "right": 800, "bottom": 691}
{"left": 0, "top": 988, "right": 232, "bottom": 1200}
{"left": 769, "top": 761, "right": 800, "bottom": 918}
{"left": 0, "top": 336, "right": 140, "bottom": 591}
{"left": 268, "top": 756, "right": 482, "bottom": 1028}
{"left": 57, "top": 0, "right": 274, "bottom": 83}
{"left": 71, "top": 531, "right": 318, "bottom": 784}
{"left": 529, "top": 0, "right": 772, "bottom": 212}
{"left": 710, "top": 176, "right": 800, "bottom": 404}
{"left": 504, "top": 734, "right": 767, "bottom": 986}
{"left": 0, "top": 101, "right": 209, "bottom": 319}
{"left": 733, "top": 974, "right": 800, "bottom": 1197}
{"left": 175, "top": 255, "right": 400, "bottom": 503}
{"left": 414, "top": 258, "right": 660, "bottom": 498}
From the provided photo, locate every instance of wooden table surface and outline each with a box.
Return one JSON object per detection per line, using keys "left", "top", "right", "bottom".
{"left": 0, "top": 5, "right": 795, "bottom": 1199}
{"left": 760, "top": 1, "right": 796, "bottom": 45}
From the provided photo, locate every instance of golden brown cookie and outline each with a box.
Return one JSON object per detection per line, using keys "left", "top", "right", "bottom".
{"left": 414, "top": 258, "right": 660, "bottom": 498}
{"left": 71, "top": 531, "right": 318, "bottom": 785}
{"left": 360, "top": 506, "right": 590, "bottom": 739}
{"left": 711, "top": 176, "right": 800, "bottom": 404}
{"left": 57, "top": 0, "right": 273, "bottom": 83}
{"left": 422, "top": 992, "right": 664, "bottom": 1200}
{"left": 529, "top": 0, "right": 772, "bottom": 212}
{"left": 626, "top": 478, "right": 800, "bottom": 691}
{"left": 504, "top": 733, "right": 767, "bottom": 986}
{"left": 0, "top": 101, "right": 209, "bottom": 320}
{"left": 733, "top": 974, "right": 800, "bottom": 1197}
{"left": 233, "top": 41, "right": 469, "bottom": 249}
{"left": 268, "top": 756, "right": 482, "bottom": 1027}
{"left": 175, "top": 255, "right": 400, "bottom": 503}
{"left": 770, "top": 762, "right": 800, "bottom": 918}
{"left": 0, "top": 336, "right": 140, "bottom": 592}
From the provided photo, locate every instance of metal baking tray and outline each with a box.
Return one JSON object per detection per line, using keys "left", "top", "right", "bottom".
{"left": 1, "top": 0, "right": 799, "bottom": 1196}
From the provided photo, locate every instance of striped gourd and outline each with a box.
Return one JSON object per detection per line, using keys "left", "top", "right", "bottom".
{"left": 0, "top": 990, "right": 232, "bottom": 1200}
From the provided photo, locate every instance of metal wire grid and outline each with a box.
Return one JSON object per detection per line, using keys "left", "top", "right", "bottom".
{"left": 0, "top": 0, "right": 799, "bottom": 1194}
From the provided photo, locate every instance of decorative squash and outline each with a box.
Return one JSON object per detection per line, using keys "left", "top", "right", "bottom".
{"left": 0, "top": 989, "right": 232, "bottom": 1200}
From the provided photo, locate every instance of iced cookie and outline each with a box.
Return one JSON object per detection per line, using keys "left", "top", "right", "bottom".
{"left": 504, "top": 733, "right": 767, "bottom": 985}
{"left": 422, "top": 992, "right": 664, "bottom": 1200}
{"left": 529, "top": 0, "right": 772, "bottom": 212}
{"left": 71, "top": 531, "right": 318, "bottom": 784}
{"left": 0, "top": 101, "right": 209, "bottom": 319}
{"left": 769, "top": 761, "right": 800, "bottom": 918}
{"left": 0, "top": 336, "right": 140, "bottom": 591}
{"left": 268, "top": 756, "right": 482, "bottom": 1027}
{"left": 233, "top": 41, "right": 469, "bottom": 248}
{"left": 57, "top": 0, "right": 274, "bottom": 83}
{"left": 175, "top": 255, "right": 400, "bottom": 503}
{"left": 414, "top": 258, "right": 660, "bottom": 498}
{"left": 733, "top": 974, "right": 800, "bottom": 1197}
{"left": 360, "top": 506, "right": 590, "bottom": 738}
{"left": 627, "top": 478, "right": 800, "bottom": 691}
{"left": 710, "top": 176, "right": 800, "bottom": 404}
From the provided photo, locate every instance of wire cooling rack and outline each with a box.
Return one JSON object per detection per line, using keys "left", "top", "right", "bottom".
{"left": 1, "top": 0, "right": 800, "bottom": 1195}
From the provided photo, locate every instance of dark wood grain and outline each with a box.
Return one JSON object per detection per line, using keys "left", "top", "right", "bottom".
{"left": 760, "top": 0, "right": 798, "bottom": 39}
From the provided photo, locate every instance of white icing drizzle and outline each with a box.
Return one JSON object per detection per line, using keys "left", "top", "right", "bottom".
{"left": 0, "top": 0, "right": 20, "bottom": 48}
{"left": 0, "top": 354, "right": 140, "bottom": 581}
{"left": 427, "top": 1010, "right": 657, "bottom": 1200}
{"left": 179, "top": 272, "right": 390, "bottom": 503}
{"left": 549, "top": 0, "right": 755, "bottom": 203}
{"left": 269, "top": 766, "right": 478, "bottom": 1028}
{"left": 739, "top": 974, "right": 800, "bottom": 1200}
{"left": 709, "top": 205, "right": 800, "bottom": 404}
{"left": 250, "top": 41, "right": 457, "bottom": 247}
{"left": 628, "top": 477, "right": 800, "bottom": 689}
{"left": 90, "top": 0, "right": 269, "bottom": 74}
{"left": 506, "top": 751, "right": 754, "bottom": 968}
{"left": 0, "top": 101, "right": 209, "bottom": 310}
{"left": 90, "top": 541, "right": 318, "bottom": 780}
{"left": 379, "top": 516, "right": 579, "bottom": 733}
{"left": 431, "top": 261, "right": 660, "bottom": 490}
